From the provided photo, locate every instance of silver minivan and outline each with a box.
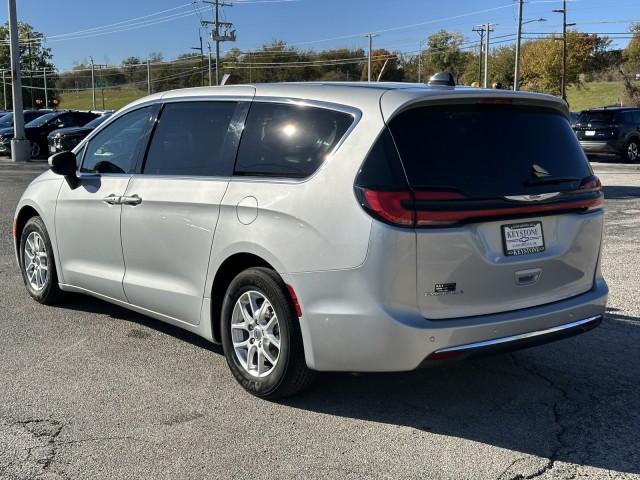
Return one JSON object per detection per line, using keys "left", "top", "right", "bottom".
{"left": 14, "top": 76, "right": 608, "bottom": 398}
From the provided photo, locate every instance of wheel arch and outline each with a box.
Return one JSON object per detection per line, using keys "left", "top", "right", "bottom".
{"left": 210, "top": 252, "right": 274, "bottom": 343}
{"left": 13, "top": 205, "right": 40, "bottom": 260}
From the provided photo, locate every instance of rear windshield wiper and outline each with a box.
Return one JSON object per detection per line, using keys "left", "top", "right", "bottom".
{"left": 524, "top": 176, "right": 580, "bottom": 187}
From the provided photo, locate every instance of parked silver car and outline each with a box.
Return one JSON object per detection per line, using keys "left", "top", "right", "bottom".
{"left": 14, "top": 75, "right": 608, "bottom": 398}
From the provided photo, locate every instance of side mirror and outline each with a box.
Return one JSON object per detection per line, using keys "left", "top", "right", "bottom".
{"left": 49, "top": 151, "right": 78, "bottom": 189}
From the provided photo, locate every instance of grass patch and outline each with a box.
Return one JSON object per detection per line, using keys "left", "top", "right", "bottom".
{"left": 58, "top": 88, "right": 147, "bottom": 111}
{"left": 566, "top": 82, "right": 623, "bottom": 111}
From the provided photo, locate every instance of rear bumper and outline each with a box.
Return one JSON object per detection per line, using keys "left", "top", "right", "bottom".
{"left": 579, "top": 139, "right": 623, "bottom": 155}
{"left": 287, "top": 267, "right": 608, "bottom": 372}
{"left": 419, "top": 314, "right": 602, "bottom": 365}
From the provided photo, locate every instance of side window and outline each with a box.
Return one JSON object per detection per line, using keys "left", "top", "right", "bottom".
{"left": 52, "top": 114, "right": 73, "bottom": 128}
{"left": 143, "top": 101, "right": 237, "bottom": 176}
{"left": 80, "top": 106, "right": 152, "bottom": 174}
{"left": 633, "top": 111, "right": 640, "bottom": 124}
{"left": 235, "top": 103, "right": 354, "bottom": 178}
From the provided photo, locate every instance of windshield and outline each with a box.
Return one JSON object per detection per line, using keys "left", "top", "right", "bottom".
{"left": 0, "top": 113, "right": 13, "bottom": 125}
{"left": 576, "top": 111, "right": 616, "bottom": 124}
{"left": 26, "top": 112, "right": 58, "bottom": 127}
{"left": 83, "top": 114, "right": 112, "bottom": 128}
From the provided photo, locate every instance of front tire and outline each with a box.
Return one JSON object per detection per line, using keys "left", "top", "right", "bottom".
{"left": 622, "top": 138, "right": 639, "bottom": 163}
{"left": 30, "top": 141, "right": 41, "bottom": 159}
{"left": 221, "top": 268, "right": 314, "bottom": 399}
{"left": 19, "top": 216, "right": 63, "bottom": 304}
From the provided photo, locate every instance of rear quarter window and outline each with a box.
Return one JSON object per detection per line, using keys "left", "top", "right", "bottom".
{"left": 234, "top": 103, "right": 353, "bottom": 178}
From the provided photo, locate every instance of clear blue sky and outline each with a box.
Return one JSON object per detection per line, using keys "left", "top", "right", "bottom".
{"left": 3, "top": 0, "right": 639, "bottom": 71}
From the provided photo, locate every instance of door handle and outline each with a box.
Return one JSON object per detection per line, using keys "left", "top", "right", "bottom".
{"left": 121, "top": 194, "right": 142, "bottom": 206}
{"left": 102, "top": 194, "right": 120, "bottom": 205}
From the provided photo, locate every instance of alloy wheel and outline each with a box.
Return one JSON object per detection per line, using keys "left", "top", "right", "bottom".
{"left": 230, "top": 290, "right": 281, "bottom": 377}
{"left": 23, "top": 231, "right": 49, "bottom": 291}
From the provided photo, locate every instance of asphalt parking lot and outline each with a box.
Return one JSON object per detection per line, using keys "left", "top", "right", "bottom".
{"left": 0, "top": 157, "right": 639, "bottom": 479}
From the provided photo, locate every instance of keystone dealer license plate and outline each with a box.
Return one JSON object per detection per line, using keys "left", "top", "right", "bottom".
{"left": 502, "top": 221, "right": 545, "bottom": 256}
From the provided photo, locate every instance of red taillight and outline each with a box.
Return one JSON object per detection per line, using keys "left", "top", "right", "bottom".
{"left": 359, "top": 186, "right": 602, "bottom": 228}
{"left": 580, "top": 175, "right": 601, "bottom": 190}
{"left": 363, "top": 190, "right": 413, "bottom": 226}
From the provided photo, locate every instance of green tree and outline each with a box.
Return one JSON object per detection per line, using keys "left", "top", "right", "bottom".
{"left": 520, "top": 31, "right": 610, "bottom": 96}
{"left": 238, "top": 41, "right": 315, "bottom": 83}
{"left": 623, "top": 23, "right": 640, "bottom": 71}
{"left": 121, "top": 56, "right": 147, "bottom": 88}
{"left": 424, "top": 30, "right": 466, "bottom": 80}
{"left": 0, "top": 22, "right": 56, "bottom": 109}
{"left": 316, "top": 48, "right": 365, "bottom": 81}
{"left": 489, "top": 45, "right": 516, "bottom": 88}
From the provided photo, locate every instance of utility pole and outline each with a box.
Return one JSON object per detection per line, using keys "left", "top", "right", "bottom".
{"left": 472, "top": 27, "right": 486, "bottom": 86}
{"left": 206, "top": 43, "right": 212, "bottom": 86}
{"left": 514, "top": 0, "right": 524, "bottom": 91}
{"left": 2, "top": 70, "right": 6, "bottom": 110}
{"left": 480, "top": 24, "right": 495, "bottom": 88}
{"left": 192, "top": 32, "right": 204, "bottom": 86}
{"left": 418, "top": 38, "right": 426, "bottom": 83}
{"left": 147, "top": 59, "right": 151, "bottom": 95}
{"left": 8, "top": 0, "right": 30, "bottom": 161}
{"left": 90, "top": 56, "right": 96, "bottom": 110}
{"left": 553, "top": 0, "right": 575, "bottom": 102}
{"left": 202, "top": 1, "right": 236, "bottom": 86}
{"left": 43, "top": 67, "right": 48, "bottom": 108}
{"left": 365, "top": 33, "right": 379, "bottom": 82}
{"left": 27, "top": 41, "right": 34, "bottom": 108}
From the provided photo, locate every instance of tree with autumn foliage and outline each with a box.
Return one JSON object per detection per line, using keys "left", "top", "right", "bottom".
{"left": 519, "top": 31, "right": 611, "bottom": 96}
{"left": 360, "top": 48, "right": 403, "bottom": 81}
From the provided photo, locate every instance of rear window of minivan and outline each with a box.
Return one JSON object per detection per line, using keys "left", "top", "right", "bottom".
{"left": 387, "top": 104, "right": 592, "bottom": 197}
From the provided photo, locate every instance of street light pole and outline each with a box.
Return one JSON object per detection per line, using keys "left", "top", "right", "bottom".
{"left": 553, "top": 0, "right": 574, "bottom": 102}
{"left": 514, "top": 16, "right": 546, "bottom": 91}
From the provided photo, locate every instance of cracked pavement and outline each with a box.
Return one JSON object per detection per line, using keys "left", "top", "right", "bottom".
{"left": 0, "top": 159, "right": 638, "bottom": 479}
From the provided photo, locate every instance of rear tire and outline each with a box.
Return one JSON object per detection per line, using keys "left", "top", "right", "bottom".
{"left": 19, "top": 216, "right": 63, "bottom": 304}
{"left": 622, "top": 138, "right": 639, "bottom": 163}
{"left": 221, "top": 267, "right": 314, "bottom": 399}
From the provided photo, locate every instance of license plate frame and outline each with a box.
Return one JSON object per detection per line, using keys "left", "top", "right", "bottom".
{"left": 502, "top": 221, "right": 545, "bottom": 257}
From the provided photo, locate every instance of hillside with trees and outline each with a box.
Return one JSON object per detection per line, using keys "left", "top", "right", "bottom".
{"left": 2, "top": 21, "right": 640, "bottom": 110}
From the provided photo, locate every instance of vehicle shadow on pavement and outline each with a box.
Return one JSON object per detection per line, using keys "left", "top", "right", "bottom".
{"left": 53, "top": 293, "right": 223, "bottom": 355}
{"left": 602, "top": 185, "right": 640, "bottom": 199}
{"left": 52, "top": 295, "right": 639, "bottom": 476}
{"left": 280, "top": 311, "right": 639, "bottom": 476}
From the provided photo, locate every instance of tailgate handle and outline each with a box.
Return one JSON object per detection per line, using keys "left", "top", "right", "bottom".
{"left": 515, "top": 268, "right": 542, "bottom": 286}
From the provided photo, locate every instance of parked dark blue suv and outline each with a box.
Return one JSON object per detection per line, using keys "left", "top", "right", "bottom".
{"left": 572, "top": 107, "right": 640, "bottom": 162}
